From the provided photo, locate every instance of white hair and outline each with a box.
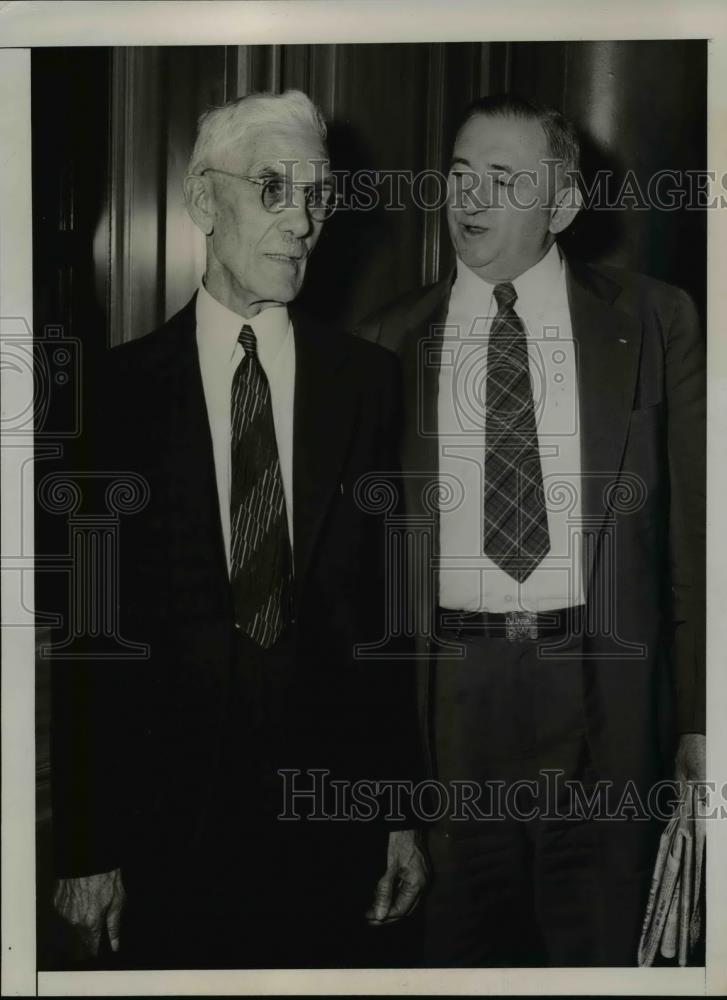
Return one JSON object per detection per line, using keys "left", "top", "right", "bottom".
{"left": 188, "top": 89, "right": 328, "bottom": 175}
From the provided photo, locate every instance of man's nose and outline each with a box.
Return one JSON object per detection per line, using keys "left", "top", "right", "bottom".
{"left": 462, "top": 176, "right": 495, "bottom": 213}
{"left": 279, "top": 196, "right": 316, "bottom": 238}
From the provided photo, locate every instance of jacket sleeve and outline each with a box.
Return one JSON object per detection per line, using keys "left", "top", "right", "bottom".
{"left": 367, "top": 346, "right": 427, "bottom": 828}
{"left": 665, "top": 288, "right": 706, "bottom": 735}
{"left": 50, "top": 348, "right": 128, "bottom": 877}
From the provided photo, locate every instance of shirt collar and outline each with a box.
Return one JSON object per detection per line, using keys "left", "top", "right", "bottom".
{"left": 196, "top": 281, "right": 291, "bottom": 369}
{"left": 510, "top": 242, "right": 563, "bottom": 317}
{"left": 452, "top": 242, "right": 564, "bottom": 317}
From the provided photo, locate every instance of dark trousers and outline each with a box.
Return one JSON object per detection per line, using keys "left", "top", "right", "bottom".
{"left": 119, "top": 626, "right": 387, "bottom": 969}
{"left": 423, "top": 627, "right": 656, "bottom": 967}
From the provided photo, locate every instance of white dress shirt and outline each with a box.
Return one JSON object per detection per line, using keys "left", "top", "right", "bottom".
{"left": 438, "top": 243, "right": 584, "bottom": 613}
{"left": 195, "top": 282, "right": 295, "bottom": 574}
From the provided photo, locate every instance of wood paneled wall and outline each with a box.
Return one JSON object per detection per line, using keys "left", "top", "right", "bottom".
{"left": 105, "top": 43, "right": 491, "bottom": 341}
{"left": 101, "top": 41, "right": 706, "bottom": 345}
{"left": 508, "top": 40, "right": 707, "bottom": 317}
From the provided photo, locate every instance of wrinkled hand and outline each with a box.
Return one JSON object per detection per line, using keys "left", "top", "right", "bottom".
{"left": 366, "top": 829, "right": 429, "bottom": 926}
{"left": 674, "top": 733, "right": 706, "bottom": 787}
{"left": 53, "top": 869, "right": 126, "bottom": 958}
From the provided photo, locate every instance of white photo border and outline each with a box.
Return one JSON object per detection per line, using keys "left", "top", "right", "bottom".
{"left": 1, "top": 1, "right": 725, "bottom": 995}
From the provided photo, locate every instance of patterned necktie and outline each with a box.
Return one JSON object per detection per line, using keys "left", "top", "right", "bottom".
{"left": 230, "top": 324, "right": 293, "bottom": 648}
{"left": 483, "top": 282, "right": 550, "bottom": 582}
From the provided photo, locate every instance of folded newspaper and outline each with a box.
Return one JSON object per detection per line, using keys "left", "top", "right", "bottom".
{"left": 637, "top": 782, "right": 706, "bottom": 966}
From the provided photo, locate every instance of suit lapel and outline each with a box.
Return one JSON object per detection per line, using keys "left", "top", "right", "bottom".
{"left": 158, "top": 302, "right": 360, "bottom": 602}
{"left": 565, "top": 259, "right": 643, "bottom": 591}
{"left": 291, "top": 309, "right": 356, "bottom": 587}
{"left": 396, "top": 277, "right": 453, "bottom": 529}
{"left": 154, "top": 297, "right": 230, "bottom": 608}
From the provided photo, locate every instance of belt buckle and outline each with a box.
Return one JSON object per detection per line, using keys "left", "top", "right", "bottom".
{"left": 505, "top": 610, "right": 538, "bottom": 642}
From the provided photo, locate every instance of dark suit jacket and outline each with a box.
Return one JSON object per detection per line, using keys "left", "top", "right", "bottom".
{"left": 357, "top": 256, "right": 705, "bottom": 792}
{"left": 51, "top": 295, "right": 419, "bottom": 880}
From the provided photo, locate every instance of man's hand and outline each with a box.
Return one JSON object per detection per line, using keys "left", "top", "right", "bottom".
{"left": 366, "top": 829, "right": 429, "bottom": 926}
{"left": 674, "top": 732, "right": 706, "bottom": 786}
{"left": 53, "top": 869, "right": 126, "bottom": 958}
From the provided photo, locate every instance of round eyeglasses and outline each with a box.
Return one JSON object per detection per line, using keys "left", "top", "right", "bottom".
{"left": 200, "top": 168, "right": 339, "bottom": 221}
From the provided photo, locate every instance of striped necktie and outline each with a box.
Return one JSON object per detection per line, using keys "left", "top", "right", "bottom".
{"left": 483, "top": 282, "right": 550, "bottom": 582}
{"left": 230, "top": 324, "right": 293, "bottom": 647}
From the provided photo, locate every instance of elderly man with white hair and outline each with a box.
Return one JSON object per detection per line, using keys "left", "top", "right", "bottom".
{"left": 51, "top": 89, "right": 427, "bottom": 969}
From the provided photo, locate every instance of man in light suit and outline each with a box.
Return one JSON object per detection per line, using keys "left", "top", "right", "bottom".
{"left": 51, "top": 89, "right": 427, "bottom": 969}
{"left": 358, "top": 95, "right": 705, "bottom": 966}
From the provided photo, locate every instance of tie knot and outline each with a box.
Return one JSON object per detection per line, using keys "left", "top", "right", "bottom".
{"left": 493, "top": 282, "right": 517, "bottom": 312}
{"left": 238, "top": 324, "right": 257, "bottom": 356}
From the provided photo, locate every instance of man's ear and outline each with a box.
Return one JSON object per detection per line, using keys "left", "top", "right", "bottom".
{"left": 184, "top": 173, "right": 215, "bottom": 236}
{"left": 548, "top": 183, "right": 583, "bottom": 236}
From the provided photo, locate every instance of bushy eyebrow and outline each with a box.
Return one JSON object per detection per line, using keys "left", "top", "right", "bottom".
{"left": 449, "top": 157, "right": 516, "bottom": 174}
{"left": 249, "top": 163, "right": 287, "bottom": 177}
{"left": 248, "top": 163, "right": 333, "bottom": 186}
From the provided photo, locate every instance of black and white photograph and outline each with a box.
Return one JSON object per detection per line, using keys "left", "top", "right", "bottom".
{"left": 1, "top": 1, "right": 726, "bottom": 995}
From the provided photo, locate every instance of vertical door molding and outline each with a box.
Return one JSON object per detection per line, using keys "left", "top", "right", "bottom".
{"left": 421, "top": 42, "right": 445, "bottom": 286}
{"left": 108, "top": 48, "right": 165, "bottom": 345}
{"left": 249, "top": 45, "right": 282, "bottom": 93}
{"left": 163, "top": 48, "right": 225, "bottom": 321}
{"left": 108, "top": 47, "right": 133, "bottom": 346}
{"left": 309, "top": 44, "right": 338, "bottom": 119}
{"left": 224, "top": 46, "right": 252, "bottom": 100}
{"left": 478, "top": 42, "right": 511, "bottom": 95}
